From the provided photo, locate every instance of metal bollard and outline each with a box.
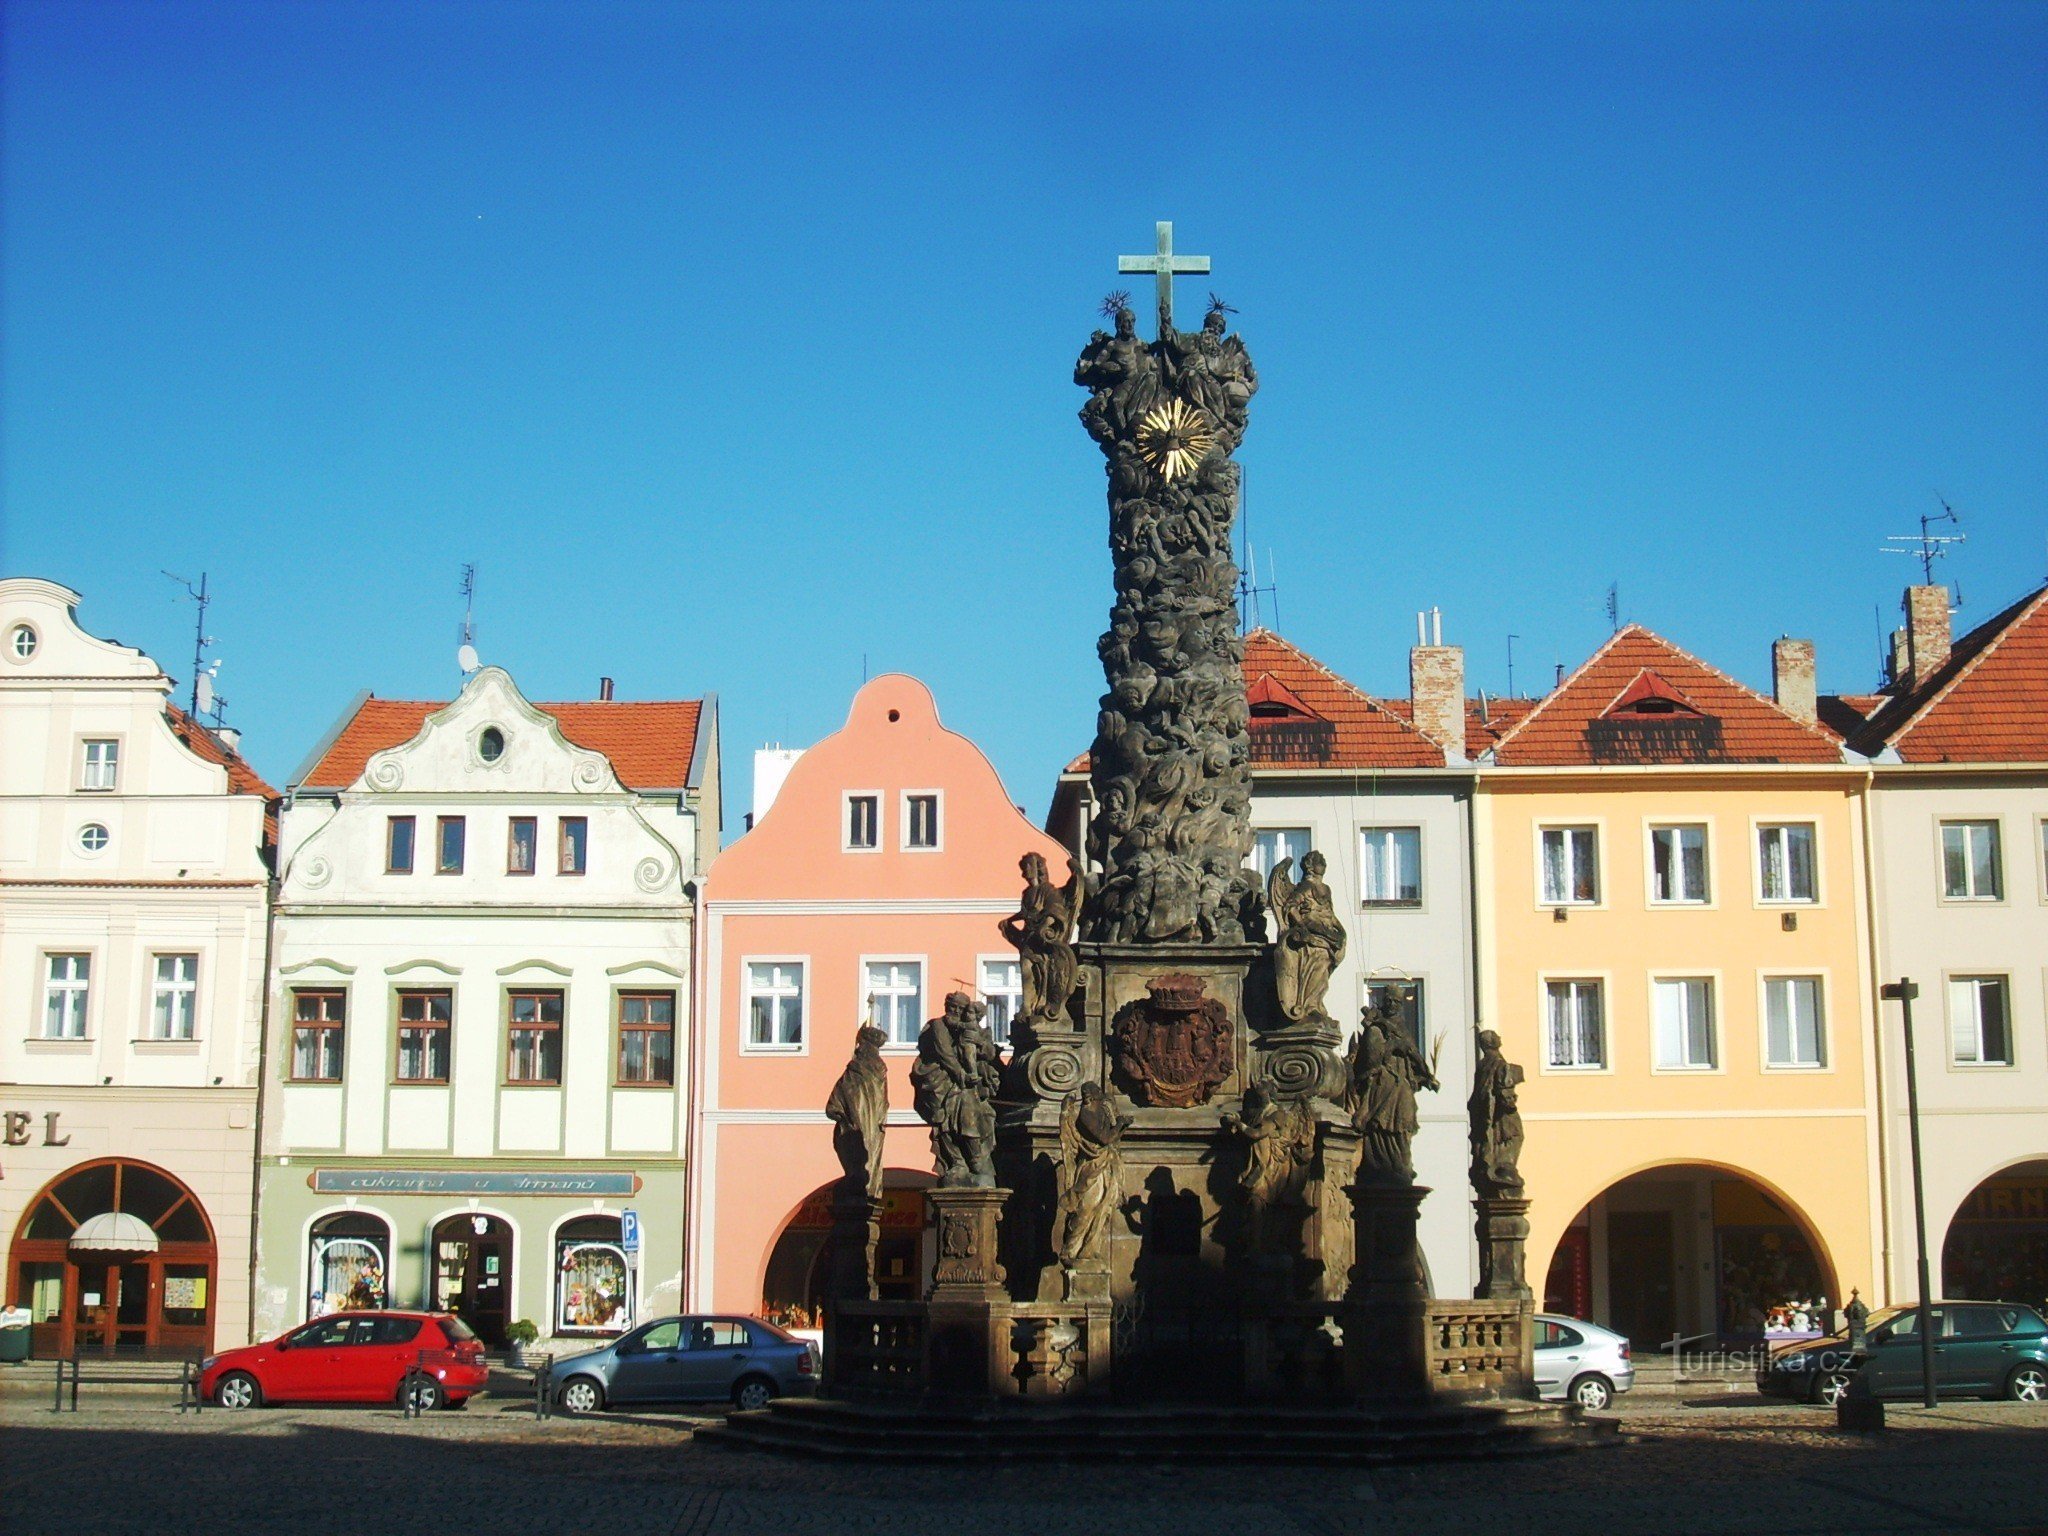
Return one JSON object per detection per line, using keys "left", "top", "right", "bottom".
{"left": 534, "top": 1354, "right": 553, "bottom": 1421}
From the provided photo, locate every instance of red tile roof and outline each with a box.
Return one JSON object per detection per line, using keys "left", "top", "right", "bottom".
{"left": 166, "top": 704, "right": 279, "bottom": 849}
{"left": 299, "top": 697, "right": 704, "bottom": 790}
{"left": 1852, "top": 586, "right": 2048, "bottom": 763}
{"left": 1488, "top": 625, "right": 1843, "bottom": 767}
{"left": 1816, "top": 693, "right": 1885, "bottom": 743}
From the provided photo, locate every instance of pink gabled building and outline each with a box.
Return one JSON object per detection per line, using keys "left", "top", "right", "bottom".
{"left": 687, "top": 674, "right": 1069, "bottom": 1319}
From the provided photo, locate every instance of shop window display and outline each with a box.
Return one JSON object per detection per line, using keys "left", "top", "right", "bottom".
{"left": 555, "top": 1216, "right": 631, "bottom": 1334}
{"left": 308, "top": 1213, "right": 390, "bottom": 1317}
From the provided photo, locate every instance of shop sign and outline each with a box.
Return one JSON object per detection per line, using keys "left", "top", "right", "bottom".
{"left": 309, "top": 1168, "right": 641, "bottom": 1197}
{"left": 1954, "top": 1181, "right": 2048, "bottom": 1223}
{"left": 0, "top": 1109, "right": 71, "bottom": 1178}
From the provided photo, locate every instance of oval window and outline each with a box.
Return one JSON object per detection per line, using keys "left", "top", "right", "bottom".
{"left": 78, "top": 823, "right": 110, "bottom": 853}
{"left": 478, "top": 727, "right": 505, "bottom": 763}
{"left": 8, "top": 625, "right": 36, "bottom": 660}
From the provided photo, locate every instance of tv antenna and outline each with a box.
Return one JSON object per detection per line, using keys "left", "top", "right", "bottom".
{"left": 1506, "top": 633, "right": 1521, "bottom": 698}
{"left": 1604, "top": 582, "right": 1620, "bottom": 634}
{"left": 162, "top": 570, "right": 221, "bottom": 719}
{"left": 1881, "top": 497, "right": 1966, "bottom": 588}
{"left": 457, "top": 564, "right": 480, "bottom": 674}
{"left": 1233, "top": 468, "right": 1279, "bottom": 632}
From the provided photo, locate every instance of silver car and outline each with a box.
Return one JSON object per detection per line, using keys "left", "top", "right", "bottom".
{"left": 551, "top": 1314, "right": 819, "bottom": 1413}
{"left": 1533, "top": 1313, "right": 1634, "bottom": 1410}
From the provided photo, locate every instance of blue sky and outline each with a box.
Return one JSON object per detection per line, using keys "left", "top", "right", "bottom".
{"left": 4, "top": 1, "right": 2043, "bottom": 831}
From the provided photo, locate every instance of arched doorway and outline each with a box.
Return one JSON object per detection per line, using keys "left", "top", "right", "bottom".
{"left": 8, "top": 1159, "right": 217, "bottom": 1357}
{"left": 430, "top": 1213, "right": 513, "bottom": 1347}
{"left": 1943, "top": 1159, "right": 2048, "bottom": 1307}
{"left": 307, "top": 1211, "right": 391, "bottom": 1318}
{"left": 759, "top": 1177, "right": 929, "bottom": 1330}
{"left": 1542, "top": 1163, "right": 1837, "bottom": 1348}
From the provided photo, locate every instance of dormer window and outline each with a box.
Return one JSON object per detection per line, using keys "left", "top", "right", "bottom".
{"left": 1589, "top": 671, "right": 1724, "bottom": 763}
{"left": 478, "top": 727, "right": 506, "bottom": 764}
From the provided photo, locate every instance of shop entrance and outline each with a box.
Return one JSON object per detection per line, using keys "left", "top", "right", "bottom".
{"left": 760, "top": 1177, "right": 929, "bottom": 1331}
{"left": 431, "top": 1214, "right": 513, "bottom": 1347}
{"left": 1942, "top": 1160, "right": 2048, "bottom": 1307}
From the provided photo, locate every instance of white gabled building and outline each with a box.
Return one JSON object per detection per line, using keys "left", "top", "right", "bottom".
{"left": 0, "top": 577, "right": 276, "bottom": 1356}
{"left": 255, "top": 666, "right": 718, "bottom": 1349}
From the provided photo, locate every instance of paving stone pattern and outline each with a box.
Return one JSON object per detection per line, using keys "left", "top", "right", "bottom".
{"left": 2, "top": 1382, "right": 2044, "bottom": 1535}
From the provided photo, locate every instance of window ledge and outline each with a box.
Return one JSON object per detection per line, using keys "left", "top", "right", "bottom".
{"left": 740, "top": 1044, "right": 807, "bottom": 1056}
{"left": 1361, "top": 900, "right": 1423, "bottom": 911}
{"left": 23, "top": 1036, "right": 93, "bottom": 1051}
{"left": 131, "top": 1038, "right": 202, "bottom": 1052}
{"left": 612, "top": 1081, "right": 677, "bottom": 1091}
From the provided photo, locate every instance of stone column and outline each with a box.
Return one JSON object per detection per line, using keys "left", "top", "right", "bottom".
{"left": 829, "top": 1186, "right": 884, "bottom": 1303}
{"left": 922, "top": 1186, "right": 1012, "bottom": 1398}
{"left": 1474, "top": 1195, "right": 1533, "bottom": 1303}
{"left": 1343, "top": 1182, "right": 1431, "bottom": 1403}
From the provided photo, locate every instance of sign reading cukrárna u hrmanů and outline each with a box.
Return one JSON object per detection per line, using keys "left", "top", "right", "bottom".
{"left": 308, "top": 1169, "right": 641, "bottom": 1196}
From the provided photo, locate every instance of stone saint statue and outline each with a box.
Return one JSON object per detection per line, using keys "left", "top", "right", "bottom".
{"left": 1346, "top": 998, "right": 1439, "bottom": 1184}
{"left": 910, "top": 992, "right": 1004, "bottom": 1188}
{"left": 1052, "top": 1082, "right": 1131, "bottom": 1269}
{"left": 1222, "top": 1082, "right": 1316, "bottom": 1255}
{"left": 825, "top": 1023, "right": 889, "bottom": 1200}
{"left": 999, "top": 852, "right": 1084, "bottom": 1029}
{"left": 1468, "top": 1029, "right": 1526, "bottom": 1195}
{"left": 1267, "top": 852, "right": 1347, "bottom": 1025}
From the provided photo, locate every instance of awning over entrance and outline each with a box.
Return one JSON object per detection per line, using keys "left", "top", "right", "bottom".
{"left": 69, "top": 1212, "right": 161, "bottom": 1254}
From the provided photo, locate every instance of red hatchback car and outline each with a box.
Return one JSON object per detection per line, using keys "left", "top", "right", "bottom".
{"left": 201, "top": 1311, "right": 489, "bottom": 1410}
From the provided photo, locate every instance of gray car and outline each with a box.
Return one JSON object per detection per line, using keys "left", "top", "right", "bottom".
{"left": 1533, "top": 1313, "right": 1634, "bottom": 1410}
{"left": 552, "top": 1315, "right": 819, "bottom": 1413}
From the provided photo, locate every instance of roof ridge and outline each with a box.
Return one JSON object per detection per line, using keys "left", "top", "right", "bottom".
{"left": 1878, "top": 584, "right": 2048, "bottom": 752}
{"left": 1249, "top": 628, "right": 1438, "bottom": 745}
{"left": 1624, "top": 626, "right": 1843, "bottom": 746}
{"left": 1488, "top": 626, "right": 1636, "bottom": 754}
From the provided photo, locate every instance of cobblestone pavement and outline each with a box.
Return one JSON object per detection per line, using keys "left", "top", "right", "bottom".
{"left": 3, "top": 1378, "right": 2044, "bottom": 1536}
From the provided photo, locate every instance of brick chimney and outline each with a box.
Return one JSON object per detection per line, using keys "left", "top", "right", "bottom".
{"left": 1903, "top": 586, "right": 1952, "bottom": 690}
{"left": 1409, "top": 609, "right": 1465, "bottom": 762}
{"left": 1771, "top": 638, "right": 1817, "bottom": 724}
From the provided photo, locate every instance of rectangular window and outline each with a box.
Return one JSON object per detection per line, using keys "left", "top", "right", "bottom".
{"left": 845, "top": 795, "right": 879, "bottom": 851}
{"left": 980, "top": 958, "right": 1023, "bottom": 1046}
{"left": 507, "top": 817, "right": 537, "bottom": 875}
{"left": 80, "top": 739, "right": 119, "bottom": 791}
{"left": 1249, "top": 827, "right": 1311, "bottom": 880}
{"left": 150, "top": 954, "right": 198, "bottom": 1040}
{"left": 1764, "top": 976, "right": 1826, "bottom": 1068}
{"left": 505, "top": 990, "right": 565, "bottom": 1084}
{"left": 1757, "top": 823, "right": 1817, "bottom": 903}
{"left": 866, "top": 960, "right": 924, "bottom": 1046}
{"left": 1948, "top": 976, "right": 2012, "bottom": 1066}
{"left": 42, "top": 953, "right": 90, "bottom": 1039}
{"left": 1360, "top": 828, "right": 1423, "bottom": 906}
{"left": 1941, "top": 820, "right": 2004, "bottom": 901}
{"left": 745, "top": 962, "right": 805, "bottom": 1048}
{"left": 436, "top": 816, "right": 466, "bottom": 875}
{"left": 558, "top": 816, "right": 588, "bottom": 875}
{"left": 1653, "top": 978, "right": 1717, "bottom": 1070}
{"left": 1540, "top": 826, "right": 1600, "bottom": 905}
{"left": 1364, "top": 978, "right": 1424, "bottom": 1045}
{"left": 386, "top": 816, "right": 416, "bottom": 874}
{"left": 1545, "top": 979, "right": 1605, "bottom": 1069}
{"left": 905, "top": 794, "right": 940, "bottom": 850}
{"left": 1649, "top": 824, "right": 1710, "bottom": 904}
{"left": 291, "top": 990, "right": 345, "bottom": 1081}
{"left": 616, "top": 991, "right": 676, "bottom": 1085}
{"left": 396, "top": 989, "right": 452, "bottom": 1083}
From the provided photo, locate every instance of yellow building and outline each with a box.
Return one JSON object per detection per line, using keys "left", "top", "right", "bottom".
{"left": 1477, "top": 627, "right": 1878, "bottom": 1347}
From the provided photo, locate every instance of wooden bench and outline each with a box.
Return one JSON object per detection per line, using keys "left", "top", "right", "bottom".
{"left": 52, "top": 1354, "right": 203, "bottom": 1413}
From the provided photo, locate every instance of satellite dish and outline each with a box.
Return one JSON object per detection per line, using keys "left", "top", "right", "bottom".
{"left": 458, "top": 643, "right": 480, "bottom": 674}
{"left": 195, "top": 673, "right": 215, "bottom": 714}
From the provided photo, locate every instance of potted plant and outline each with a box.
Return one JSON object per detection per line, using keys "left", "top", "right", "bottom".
{"left": 504, "top": 1317, "right": 539, "bottom": 1366}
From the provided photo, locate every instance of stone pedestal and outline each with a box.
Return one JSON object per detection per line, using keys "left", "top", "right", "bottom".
{"left": 923, "top": 1186, "right": 1011, "bottom": 1398}
{"left": 1474, "top": 1195, "right": 1533, "bottom": 1303}
{"left": 829, "top": 1186, "right": 883, "bottom": 1303}
{"left": 1344, "top": 1182, "right": 1431, "bottom": 1402}
{"left": 927, "top": 1186, "right": 1009, "bottom": 1301}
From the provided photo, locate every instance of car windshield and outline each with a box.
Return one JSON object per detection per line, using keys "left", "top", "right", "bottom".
{"left": 439, "top": 1315, "right": 478, "bottom": 1343}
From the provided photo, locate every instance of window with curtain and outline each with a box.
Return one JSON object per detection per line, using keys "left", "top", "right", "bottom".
{"left": 1757, "top": 823, "right": 1816, "bottom": 902}
{"left": 1360, "top": 828, "right": 1422, "bottom": 906}
{"left": 506, "top": 990, "right": 564, "bottom": 1084}
{"left": 745, "top": 961, "right": 805, "bottom": 1047}
{"left": 1249, "top": 827, "right": 1311, "bottom": 880}
{"left": 1940, "top": 821, "right": 2003, "bottom": 901}
{"left": 979, "top": 958, "right": 1022, "bottom": 1045}
{"left": 42, "top": 954, "right": 90, "bottom": 1039}
{"left": 616, "top": 991, "right": 675, "bottom": 1085}
{"left": 291, "top": 989, "right": 345, "bottom": 1080}
{"left": 150, "top": 954, "right": 199, "bottom": 1040}
{"left": 1540, "top": 827, "right": 1599, "bottom": 904}
{"left": 1545, "top": 979, "right": 1604, "bottom": 1068}
{"left": 1653, "top": 977, "right": 1717, "bottom": 1070}
{"left": 396, "top": 989, "right": 452, "bottom": 1082}
{"left": 1948, "top": 976, "right": 2012, "bottom": 1066}
{"left": 1649, "top": 825, "right": 1709, "bottom": 903}
{"left": 866, "top": 959, "right": 924, "bottom": 1046}
{"left": 1765, "top": 976, "right": 1826, "bottom": 1068}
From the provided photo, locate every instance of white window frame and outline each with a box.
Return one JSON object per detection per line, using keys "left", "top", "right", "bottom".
{"left": 1537, "top": 824, "right": 1602, "bottom": 907}
{"left": 978, "top": 954, "right": 1023, "bottom": 1047}
{"left": 1754, "top": 819, "right": 1821, "bottom": 906}
{"left": 1646, "top": 821, "right": 1712, "bottom": 906}
{"left": 7, "top": 623, "right": 37, "bottom": 661}
{"left": 1359, "top": 826, "right": 1424, "bottom": 908}
{"left": 76, "top": 822, "right": 111, "bottom": 856}
{"left": 149, "top": 953, "right": 200, "bottom": 1041}
{"left": 842, "top": 791, "right": 882, "bottom": 853}
{"left": 1938, "top": 818, "right": 2005, "bottom": 904}
{"left": 41, "top": 952, "right": 93, "bottom": 1040}
{"left": 1363, "top": 974, "right": 1427, "bottom": 1045}
{"left": 862, "top": 955, "right": 927, "bottom": 1050}
{"left": 1541, "top": 976, "right": 1608, "bottom": 1071}
{"left": 1946, "top": 973, "right": 2014, "bottom": 1069}
{"left": 79, "top": 737, "right": 120, "bottom": 792}
{"left": 900, "top": 790, "right": 943, "bottom": 853}
{"left": 1247, "top": 827, "right": 1312, "bottom": 881}
{"left": 741, "top": 957, "right": 808, "bottom": 1054}
{"left": 1650, "top": 973, "right": 1719, "bottom": 1072}
{"left": 1759, "top": 972, "right": 1828, "bottom": 1071}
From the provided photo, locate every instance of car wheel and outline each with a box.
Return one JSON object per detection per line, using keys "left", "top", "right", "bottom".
{"left": 1813, "top": 1371, "right": 1852, "bottom": 1408}
{"left": 1570, "top": 1373, "right": 1614, "bottom": 1411}
{"left": 2006, "top": 1363, "right": 2048, "bottom": 1403}
{"left": 215, "top": 1371, "right": 262, "bottom": 1410}
{"left": 732, "top": 1375, "right": 775, "bottom": 1412}
{"left": 558, "top": 1376, "right": 605, "bottom": 1415}
{"left": 399, "top": 1374, "right": 444, "bottom": 1412}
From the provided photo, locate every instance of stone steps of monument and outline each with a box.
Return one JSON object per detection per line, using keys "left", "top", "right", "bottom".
{"left": 697, "top": 1396, "right": 1619, "bottom": 1463}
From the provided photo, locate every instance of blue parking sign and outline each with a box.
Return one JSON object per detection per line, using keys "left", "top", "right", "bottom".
{"left": 622, "top": 1209, "right": 640, "bottom": 1254}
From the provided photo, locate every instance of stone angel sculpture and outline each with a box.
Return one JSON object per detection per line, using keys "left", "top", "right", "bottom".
{"left": 999, "top": 852, "right": 1086, "bottom": 1030}
{"left": 1268, "top": 850, "right": 1348, "bottom": 1025}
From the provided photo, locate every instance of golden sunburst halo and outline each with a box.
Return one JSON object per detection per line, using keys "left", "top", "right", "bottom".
{"left": 1136, "top": 399, "right": 1216, "bottom": 483}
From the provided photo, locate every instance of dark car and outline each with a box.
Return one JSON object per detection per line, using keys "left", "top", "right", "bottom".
{"left": 551, "top": 1315, "right": 818, "bottom": 1413}
{"left": 201, "top": 1311, "right": 489, "bottom": 1410}
{"left": 1758, "top": 1301, "right": 2048, "bottom": 1404}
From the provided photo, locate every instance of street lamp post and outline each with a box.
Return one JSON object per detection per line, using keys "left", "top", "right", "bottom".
{"left": 1880, "top": 978, "right": 1939, "bottom": 1408}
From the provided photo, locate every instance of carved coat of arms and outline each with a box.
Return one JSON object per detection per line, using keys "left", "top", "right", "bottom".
{"left": 1112, "top": 974, "right": 1235, "bottom": 1109}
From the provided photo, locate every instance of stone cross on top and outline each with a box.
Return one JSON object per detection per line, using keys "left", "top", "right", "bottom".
{"left": 1119, "top": 220, "right": 1210, "bottom": 337}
